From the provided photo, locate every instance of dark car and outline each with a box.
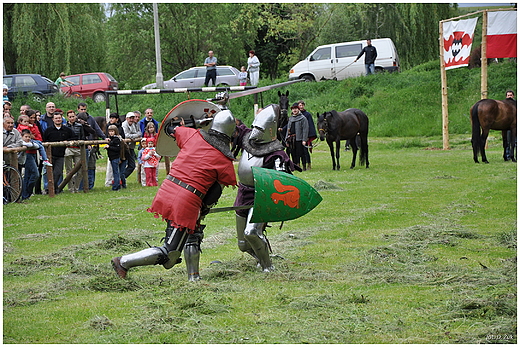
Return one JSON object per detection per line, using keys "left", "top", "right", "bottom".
{"left": 142, "top": 66, "right": 240, "bottom": 89}
{"left": 3, "top": 74, "right": 59, "bottom": 102}
{"left": 61, "top": 72, "right": 118, "bottom": 103}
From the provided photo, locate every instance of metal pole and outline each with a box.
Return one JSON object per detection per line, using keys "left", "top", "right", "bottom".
{"left": 153, "top": 3, "right": 164, "bottom": 89}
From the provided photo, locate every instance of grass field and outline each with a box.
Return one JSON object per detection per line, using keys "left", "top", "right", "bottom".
{"left": 3, "top": 134, "right": 516, "bottom": 344}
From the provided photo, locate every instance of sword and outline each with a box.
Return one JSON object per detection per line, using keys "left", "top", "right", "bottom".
{"left": 208, "top": 205, "right": 253, "bottom": 214}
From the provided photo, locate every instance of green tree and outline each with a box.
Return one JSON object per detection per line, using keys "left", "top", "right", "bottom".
{"left": 315, "top": 3, "right": 455, "bottom": 69}
{"left": 4, "top": 3, "right": 106, "bottom": 77}
{"left": 105, "top": 3, "right": 255, "bottom": 88}
{"left": 231, "top": 3, "right": 327, "bottom": 79}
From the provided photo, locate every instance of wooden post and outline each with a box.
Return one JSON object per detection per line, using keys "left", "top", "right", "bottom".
{"left": 58, "top": 160, "right": 82, "bottom": 191}
{"left": 439, "top": 20, "right": 450, "bottom": 150}
{"left": 45, "top": 145, "right": 55, "bottom": 197}
{"left": 8, "top": 152, "right": 18, "bottom": 169}
{"left": 80, "top": 144, "right": 89, "bottom": 192}
{"left": 254, "top": 93, "right": 258, "bottom": 117}
{"left": 481, "top": 10, "right": 488, "bottom": 100}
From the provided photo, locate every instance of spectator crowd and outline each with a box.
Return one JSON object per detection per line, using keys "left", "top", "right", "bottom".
{"left": 3, "top": 99, "right": 160, "bottom": 202}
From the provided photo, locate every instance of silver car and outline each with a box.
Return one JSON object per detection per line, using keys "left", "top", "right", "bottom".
{"left": 142, "top": 66, "right": 240, "bottom": 89}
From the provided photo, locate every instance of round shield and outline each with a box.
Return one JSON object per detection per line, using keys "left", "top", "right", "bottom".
{"left": 156, "top": 99, "right": 221, "bottom": 157}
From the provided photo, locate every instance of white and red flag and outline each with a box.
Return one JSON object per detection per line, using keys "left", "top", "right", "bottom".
{"left": 487, "top": 11, "right": 517, "bottom": 58}
{"left": 443, "top": 17, "right": 478, "bottom": 70}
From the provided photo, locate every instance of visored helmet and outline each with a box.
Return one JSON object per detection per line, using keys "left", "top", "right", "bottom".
{"left": 250, "top": 104, "right": 280, "bottom": 143}
{"left": 209, "top": 109, "right": 235, "bottom": 139}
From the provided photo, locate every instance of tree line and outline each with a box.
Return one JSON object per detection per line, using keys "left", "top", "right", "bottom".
{"left": 3, "top": 3, "right": 456, "bottom": 89}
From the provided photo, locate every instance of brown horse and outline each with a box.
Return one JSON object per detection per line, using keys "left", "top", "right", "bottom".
{"left": 317, "top": 109, "right": 369, "bottom": 170}
{"left": 471, "top": 98, "right": 516, "bottom": 163}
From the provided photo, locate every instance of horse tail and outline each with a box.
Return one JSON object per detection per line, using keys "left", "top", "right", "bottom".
{"left": 471, "top": 100, "right": 483, "bottom": 155}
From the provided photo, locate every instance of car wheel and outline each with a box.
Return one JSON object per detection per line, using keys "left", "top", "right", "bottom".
{"left": 32, "top": 94, "right": 45, "bottom": 102}
{"left": 302, "top": 74, "right": 315, "bottom": 82}
{"left": 93, "top": 92, "right": 106, "bottom": 103}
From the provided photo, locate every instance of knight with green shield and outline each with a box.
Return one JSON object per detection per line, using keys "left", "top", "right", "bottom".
{"left": 233, "top": 104, "right": 298, "bottom": 271}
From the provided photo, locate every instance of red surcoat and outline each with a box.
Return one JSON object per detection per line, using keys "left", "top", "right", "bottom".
{"left": 147, "top": 127, "right": 237, "bottom": 231}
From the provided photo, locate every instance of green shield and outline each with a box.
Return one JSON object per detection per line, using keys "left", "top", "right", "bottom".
{"left": 250, "top": 167, "right": 323, "bottom": 223}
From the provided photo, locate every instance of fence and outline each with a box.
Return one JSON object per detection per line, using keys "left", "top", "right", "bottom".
{"left": 3, "top": 138, "right": 141, "bottom": 198}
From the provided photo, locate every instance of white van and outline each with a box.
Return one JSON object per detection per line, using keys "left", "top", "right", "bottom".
{"left": 288, "top": 38, "right": 400, "bottom": 81}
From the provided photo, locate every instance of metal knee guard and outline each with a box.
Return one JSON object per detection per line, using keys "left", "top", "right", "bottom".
{"left": 184, "top": 226, "right": 204, "bottom": 281}
{"left": 161, "top": 223, "right": 189, "bottom": 269}
{"left": 242, "top": 209, "right": 273, "bottom": 272}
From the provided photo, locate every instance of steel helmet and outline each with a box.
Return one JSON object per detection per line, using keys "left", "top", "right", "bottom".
{"left": 210, "top": 109, "right": 235, "bottom": 139}
{"left": 250, "top": 104, "right": 280, "bottom": 143}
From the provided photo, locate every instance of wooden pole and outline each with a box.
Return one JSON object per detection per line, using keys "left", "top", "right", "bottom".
{"left": 439, "top": 20, "right": 450, "bottom": 150}
{"left": 80, "top": 144, "right": 89, "bottom": 192}
{"left": 45, "top": 145, "right": 55, "bottom": 197}
{"left": 481, "top": 10, "right": 488, "bottom": 100}
{"left": 58, "top": 160, "right": 82, "bottom": 191}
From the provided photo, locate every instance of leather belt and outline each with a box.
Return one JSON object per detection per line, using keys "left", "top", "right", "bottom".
{"left": 166, "top": 175, "right": 205, "bottom": 199}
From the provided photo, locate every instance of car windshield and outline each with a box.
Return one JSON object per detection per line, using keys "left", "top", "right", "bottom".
{"left": 67, "top": 76, "right": 80, "bottom": 85}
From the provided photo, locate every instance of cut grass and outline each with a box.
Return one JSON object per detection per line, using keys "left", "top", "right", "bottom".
{"left": 3, "top": 135, "right": 516, "bottom": 344}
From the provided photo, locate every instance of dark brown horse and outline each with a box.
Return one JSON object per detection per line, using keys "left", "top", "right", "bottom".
{"left": 94, "top": 116, "right": 107, "bottom": 135}
{"left": 471, "top": 98, "right": 516, "bottom": 163}
{"left": 277, "top": 90, "right": 290, "bottom": 143}
{"left": 317, "top": 108, "right": 369, "bottom": 170}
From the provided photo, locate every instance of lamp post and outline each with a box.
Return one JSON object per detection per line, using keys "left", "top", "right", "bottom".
{"left": 153, "top": 3, "right": 164, "bottom": 89}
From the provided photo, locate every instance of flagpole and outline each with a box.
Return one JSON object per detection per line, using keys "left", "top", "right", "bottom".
{"left": 481, "top": 10, "right": 488, "bottom": 100}
{"left": 439, "top": 20, "right": 450, "bottom": 150}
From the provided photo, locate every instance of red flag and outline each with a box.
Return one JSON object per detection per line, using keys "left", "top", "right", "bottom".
{"left": 443, "top": 17, "right": 478, "bottom": 70}
{"left": 487, "top": 11, "right": 517, "bottom": 58}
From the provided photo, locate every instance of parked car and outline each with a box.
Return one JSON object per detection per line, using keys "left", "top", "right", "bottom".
{"left": 289, "top": 38, "right": 400, "bottom": 82}
{"left": 61, "top": 72, "right": 118, "bottom": 103}
{"left": 3, "top": 74, "right": 59, "bottom": 102}
{"left": 142, "top": 66, "right": 240, "bottom": 89}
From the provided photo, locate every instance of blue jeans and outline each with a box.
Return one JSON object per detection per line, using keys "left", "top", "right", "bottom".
{"left": 32, "top": 140, "right": 49, "bottom": 161}
{"left": 365, "top": 63, "right": 375, "bottom": 75}
{"left": 110, "top": 158, "right": 127, "bottom": 190}
{"left": 22, "top": 153, "right": 39, "bottom": 200}
{"left": 88, "top": 169, "right": 96, "bottom": 190}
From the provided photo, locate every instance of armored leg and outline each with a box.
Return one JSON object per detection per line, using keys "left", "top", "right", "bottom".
{"left": 237, "top": 209, "right": 273, "bottom": 272}
{"left": 236, "top": 214, "right": 261, "bottom": 264}
{"left": 119, "top": 247, "right": 167, "bottom": 270}
{"left": 162, "top": 224, "right": 189, "bottom": 269}
{"left": 184, "top": 226, "right": 204, "bottom": 281}
{"left": 113, "top": 223, "right": 187, "bottom": 278}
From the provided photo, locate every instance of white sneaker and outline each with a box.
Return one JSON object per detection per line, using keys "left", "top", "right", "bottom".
{"left": 43, "top": 160, "right": 53, "bottom": 167}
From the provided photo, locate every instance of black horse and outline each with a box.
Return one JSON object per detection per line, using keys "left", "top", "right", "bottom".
{"left": 277, "top": 90, "right": 290, "bottom": 143}
{"left": 317, "top": 109, "right": 369, "bottom": 170}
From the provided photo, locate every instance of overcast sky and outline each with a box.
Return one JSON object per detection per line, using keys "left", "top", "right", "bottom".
{"left": 457, "top": 3, "right": 514, "bottom": 7}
